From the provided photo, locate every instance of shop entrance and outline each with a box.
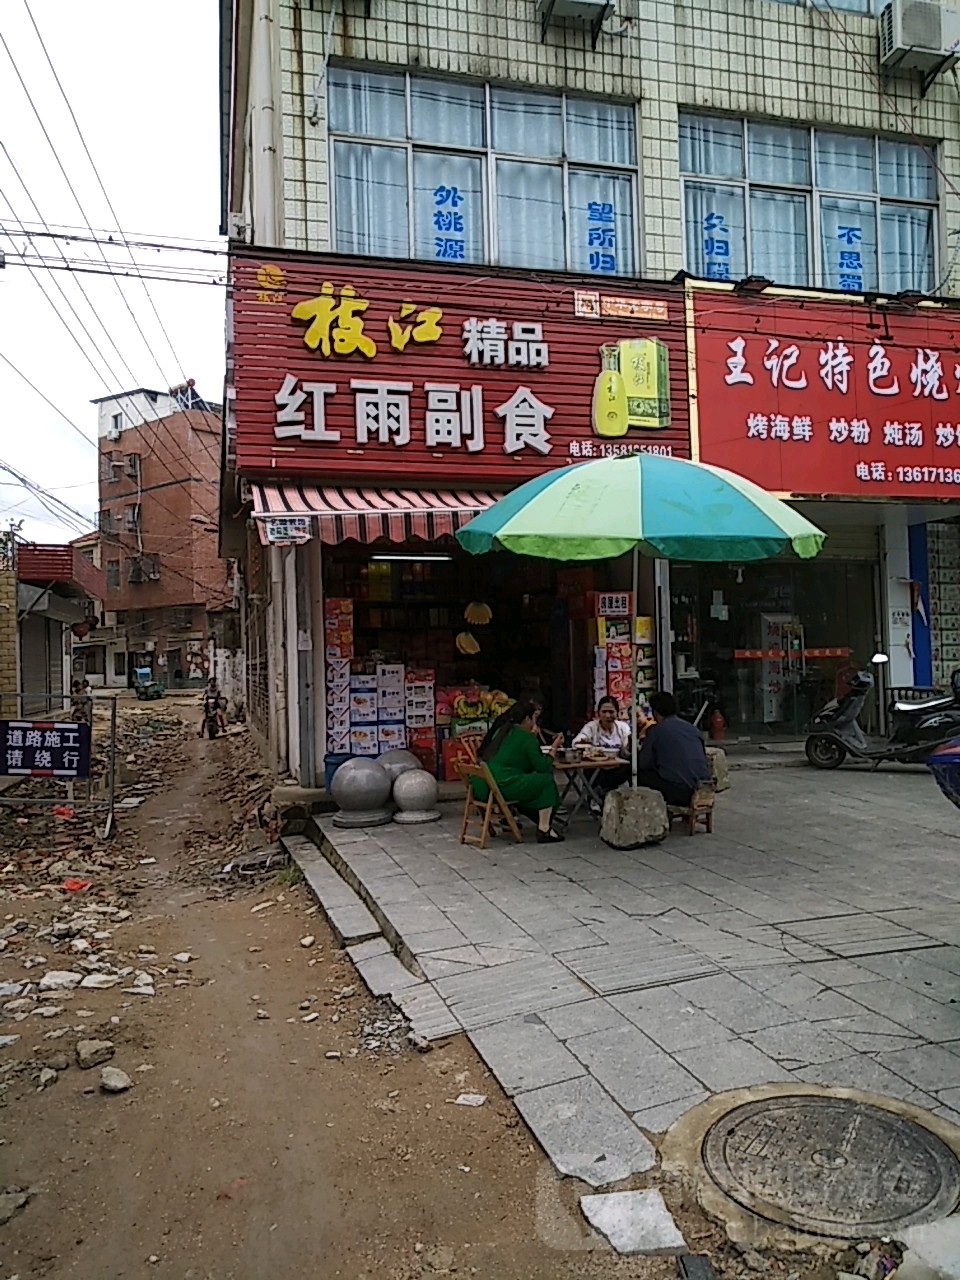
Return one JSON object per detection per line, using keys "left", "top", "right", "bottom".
{"left": 670, "top": 551, "right": 880, "bottom": 738}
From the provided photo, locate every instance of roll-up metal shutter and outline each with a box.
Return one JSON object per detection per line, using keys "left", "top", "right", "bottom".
{"left": 20, "top": 615, "right": 49, "bottom": 716}
{"left": 816, "top": 526, "right": 880, "bottom": 562}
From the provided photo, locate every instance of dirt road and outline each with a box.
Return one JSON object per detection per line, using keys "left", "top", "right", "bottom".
{"left": 2, "top": 717, "right": 727, "bottom": 1280}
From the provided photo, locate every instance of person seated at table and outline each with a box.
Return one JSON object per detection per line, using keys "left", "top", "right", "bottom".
{"left": 573, "top": 696, "right": 634, "bottom": 752}
{"left": 474, "top": 701, "right": 565, "bottom": 843}
{"left": 635, "top": 690, "right": 711, "bottom": 807}
{"left": 572, "top": 696, "right": 634, "bottom": 803}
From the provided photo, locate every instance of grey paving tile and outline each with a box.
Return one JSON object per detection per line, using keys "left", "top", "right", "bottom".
{"left": 877, "top": 909, "right": 960, "bottom": 946}
{"left": 566, "top": 1024, "right": 702, "bottom": 1112}
{"left": 779, "top": 913, "right": 940, "bottom": 957}
{"left": 792, "top": 1056, "right": 937, "bottom": 1105}
{"left": 534, "top": 926, "right": 607, "bottom": 953}
{"left": 791, "top": 959, "right": 880, "bottom": 987}
{"left": 418, "top": 955, "right": 484, "bottom": 980}
{"left": 404, "top": 926, "right": 469, "bottom": 954}
{"left": 558, "top": 935, "right": 717, "bottom": 996}
{"left": 937, "top": 1084, "right": 960, "bottom": 1110}
{"left": 468, "top": 1016, "right": 586, "bottom": 1096}
{"left": 393, "top": 984, "right": 461, "bottom": 1041}
{"left": 432, "top": 954, "right": 588, "bottom": 1030}
{"left": 843, "top": 980, "right": 960, "bottom": 1043}
{"left": 733, "top": 970, "right": 826, "bottom": 1004}
{"left": 875, "top": 1044, "right": 960, "bottom": 1094}
{"left": 383, "top": 901, "right": 453, "bottom": 937}
{"left": 674, "top": 973, "right": 802, "bottom": 1034}
{"left": 778, "top": 990, "right": 874, "bottom": 1023}
{"left": 474, "top": 944, "right": 545, "bottom": 965}
{"left": 745, "top": 1021, "right": 854, "bottom": 1068}
{"left": 609, "top": 987, "right": 734, "bottom": 1053}
{"left": 631, "top": 1093, "right": 709, "bottom": 1134}
{"left": 932, "top": 1103, "right": 960, "bottom": 1128}
{"left": 355, "top": 952, "right": 423, "bottom": 997}
{"left": 915, "top": 946, "right": 960, "bottom": 977}
{"left": 856, "top": 951, "right": 960, "bottom": 1003}
{"left": 365, "top": 874, "right": 426, "bottom": 905}
{"left": 818, "top": 1011, "right": 921, "bottom": 1054}
{"left": 675, "top": 1038, "right": 794, "bottom": 1091}
{"left": 539, "top": 998, "right": 632, "bottom": 1041}
{"left": 515, "top": 1076, "right": 657, "bottom": 1188}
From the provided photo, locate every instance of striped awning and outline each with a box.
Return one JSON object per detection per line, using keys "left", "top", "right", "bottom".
{"left": 250, "top": 482, "right": 499, "bottom": 545}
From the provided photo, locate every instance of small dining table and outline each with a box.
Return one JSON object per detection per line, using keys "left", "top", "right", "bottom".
{"left": 553, "top": 755, "right": 626, "bottom": 828}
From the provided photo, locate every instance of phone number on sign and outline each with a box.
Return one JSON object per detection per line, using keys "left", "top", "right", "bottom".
{"left": 857, "top": 463, "right": 960, "bottom": 484}
{"left": 897, "top": 466, "right": 960, "bottom": 483}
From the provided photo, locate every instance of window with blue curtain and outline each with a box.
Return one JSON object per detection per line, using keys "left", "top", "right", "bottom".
{"left": 328, "top": 68, "right": 638, "bottom": 275}
{"left": 680, "top": 114, "right": 938, "bottom": 293}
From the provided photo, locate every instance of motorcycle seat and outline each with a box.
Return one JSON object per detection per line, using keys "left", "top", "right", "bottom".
{"left": 892, "top": 697, "right": 954, "bottom": 713}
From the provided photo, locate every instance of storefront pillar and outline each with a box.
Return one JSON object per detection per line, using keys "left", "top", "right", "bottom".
{"left": 282, "top": 548, "right": 299, "bottom": 780}
{"left": 881, "top": 510, "right": 914, "bottom": 691}
{"left": 654, "top": 559, "right": 673, "bottom": 693}
{"left": 268, "top": 546, "right": 288, "bottom": 775}
{"left": 293, "top": 540, "right": 317, "bottom": 788}
{"left": 908, "top": 523, "right": 933, "bottom": 688}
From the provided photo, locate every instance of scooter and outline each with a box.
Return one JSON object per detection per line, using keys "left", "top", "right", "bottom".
{"left": 805, "top": 654, "right": 960, "bottom": 769}
{"left": 200, "top": 692, "right": 223, "bottom": 740}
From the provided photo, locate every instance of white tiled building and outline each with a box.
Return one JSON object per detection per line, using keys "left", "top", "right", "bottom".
{"left": 222, "top": 0, "right": 960, "bottom": 772}
{"left": 225, "top": 0, "right": 960, "bottom": 295}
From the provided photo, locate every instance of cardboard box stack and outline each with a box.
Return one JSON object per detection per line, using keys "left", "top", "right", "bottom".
{"left": 405, "top": 668, "right": 437, "bottom": 775}
{"left": 376, "top": 663, "right": 406, "bottom": 751}
{"left": 324, "top": 599, "right": 354, "bottom": 756}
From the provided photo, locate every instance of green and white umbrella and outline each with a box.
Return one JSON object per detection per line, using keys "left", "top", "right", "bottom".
{"left": 456, "top": 452, "right": 825, "bottom": 788}
{"left": 456, "top": 452, "right": 824, "bottom": 562}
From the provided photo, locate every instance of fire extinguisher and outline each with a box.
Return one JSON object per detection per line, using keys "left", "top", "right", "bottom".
{"left": 709, "top": 708, "right": 726, "bottom": 741}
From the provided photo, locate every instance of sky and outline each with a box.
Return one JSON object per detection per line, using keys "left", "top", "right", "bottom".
{"left": 0, "top": 0, "right": 226, "bottom": 544}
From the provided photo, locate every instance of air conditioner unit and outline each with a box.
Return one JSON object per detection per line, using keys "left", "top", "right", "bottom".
{"left": 148, "top": 563, "right": 161, "bottom": 581}
{"left": 105, "top": 425, "right": 121, "bottom": 442}
{"left": 880, "top": 0, "right": 960, "bottom": 73}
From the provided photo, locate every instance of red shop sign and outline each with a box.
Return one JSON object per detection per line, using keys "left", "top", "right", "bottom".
{"left": 692, "top": 290, "right": 960, "bottom": 500}
{"left": 230, "top": 253, "right": 690, "bottom": 483}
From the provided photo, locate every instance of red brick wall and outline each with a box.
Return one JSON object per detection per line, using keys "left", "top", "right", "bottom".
{"left": 98, "top": 410, "right": 229, "bottom": 616}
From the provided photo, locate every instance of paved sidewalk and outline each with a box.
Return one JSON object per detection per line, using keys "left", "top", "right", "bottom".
{"left": 313, "top": 767, "right": 960, "bottom": 1188}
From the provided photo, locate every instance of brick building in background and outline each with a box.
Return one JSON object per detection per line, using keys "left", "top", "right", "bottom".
{"left": 74, "top": 385, "right": 234, "bottom": 690}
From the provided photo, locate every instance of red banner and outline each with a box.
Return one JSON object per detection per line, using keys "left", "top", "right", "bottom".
{"left": 230, "top": 253, "right": 690, "bottom": 483}
{"left": 693, "top": 291, "right": 960, "bottom": 500}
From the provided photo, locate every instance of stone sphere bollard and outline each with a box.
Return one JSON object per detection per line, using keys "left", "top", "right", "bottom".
{"left": 392, "top": 768, "right": 441, "bottom": 825}
{"left": 331, "top": 757, "right": 393, "bottom": 828}
{"left": 376, "top": 748, "right": 422, "bottom": 785}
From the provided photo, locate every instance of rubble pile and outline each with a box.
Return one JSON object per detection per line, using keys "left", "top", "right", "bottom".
{"left": 0, "top": 704, "right": 197, "bottom": 1108}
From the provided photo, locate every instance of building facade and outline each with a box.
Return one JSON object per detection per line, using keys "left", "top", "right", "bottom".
{"left": 221, "top": 0, "right": 960, "bottom": 776}
{"left": 81, "top": 387, "right": 233, "bottom": 690}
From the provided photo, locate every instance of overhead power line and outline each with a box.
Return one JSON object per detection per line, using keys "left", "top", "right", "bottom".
{"left": 0, "top": 350, "right": 97, "bottom": 448}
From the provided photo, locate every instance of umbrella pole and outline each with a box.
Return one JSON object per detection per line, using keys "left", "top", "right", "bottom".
{"left": 631, "top": 544, "right": 638, "bottom": 790}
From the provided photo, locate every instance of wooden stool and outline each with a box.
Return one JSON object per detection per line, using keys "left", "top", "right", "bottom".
{"left": 456, "top": 761, "right": 524, "bottom": 850}
{"left": 667, "top": 784, "right": 716, "bottom": 836}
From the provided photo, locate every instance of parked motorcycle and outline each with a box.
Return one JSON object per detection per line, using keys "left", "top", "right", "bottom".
{"left": 805, "top": 654, "right": 960, "bottom": 769}
{"left": 200, "top": 690, "right": 223, "bottom": 740}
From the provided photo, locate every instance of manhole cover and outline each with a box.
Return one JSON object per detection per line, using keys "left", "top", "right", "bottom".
{"left": 702, "top": 1095, "right": 960, "bottom": 1238}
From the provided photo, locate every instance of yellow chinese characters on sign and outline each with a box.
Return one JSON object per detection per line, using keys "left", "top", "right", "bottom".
{"left": 290, "top": 283, "right": 444, "bottom": 359}
{"left": 292, "top": 283, "right": 377, "bottom": 358}
{"left": 388, "top": 302, "right": 443, "bottom": 352}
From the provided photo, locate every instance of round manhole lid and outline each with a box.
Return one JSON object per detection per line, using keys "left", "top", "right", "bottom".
{"left": 702, "top": 1095, "right": 960, "bottom": 1238}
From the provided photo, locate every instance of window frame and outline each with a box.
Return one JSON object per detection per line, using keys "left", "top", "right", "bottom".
{"left": 327, "top": 68, "right": 641, "bottom": 276}
{"left": 679, "top": 114, "right": 939, "bottom": 293}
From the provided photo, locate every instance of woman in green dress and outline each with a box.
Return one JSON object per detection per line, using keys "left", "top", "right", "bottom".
{"left": 474, "top": 701, "right": 565, "bottom": 843}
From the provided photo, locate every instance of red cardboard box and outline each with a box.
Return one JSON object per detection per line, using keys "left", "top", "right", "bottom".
{"left": 442, "top": 736, "right": 478, "bottom": 783}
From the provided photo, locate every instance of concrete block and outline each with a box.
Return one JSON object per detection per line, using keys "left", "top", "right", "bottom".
{"left": 284, "top": 838, "right": 381, "bottom": 945}
{"left": 355, "top": 951, "right": 422, "bottom": 998}
{"left": 898, "top": 1217, "right": 960, "bottom": 1280}
{"left": 580, "top": 1189, "right": 686, "bottom": 1256}
{"left": 515, "top": 1076, "right": 657, "bottom": 1188}
{"left": 346, "top": 937, "right": 390, "bottom": 964}
{"left": 393, "top": 984, "right": 460, "bottom": 1041}
{"left": 467, "top": 1016, "right": 585, "bottom": 1096}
